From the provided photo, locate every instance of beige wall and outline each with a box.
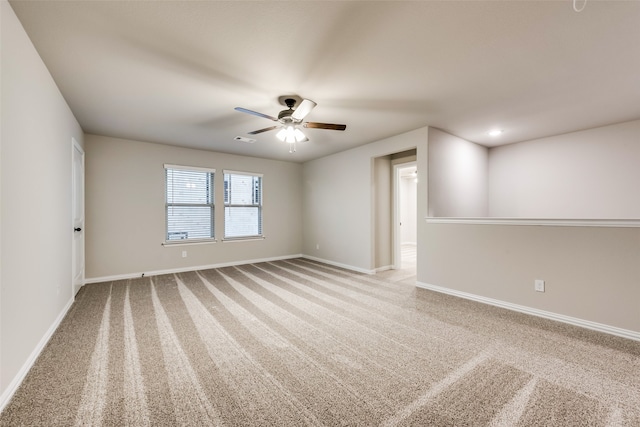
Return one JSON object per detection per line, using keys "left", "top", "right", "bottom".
{"left": 422, "top": 123, "right": 640, "bottom": 335}
{"left": 1, "top": 0, "right": 84, "bottom": 401}
{"left": 374, "top": 156, "right": 392, "bottom": 270}
{"left": 421, "top": 223, "right": 640, "bottom": 333}
{"left": 302, "top": 127, "right": 427, "bottom": 272}
{"left": 428, "top": 128, "right": 488, "bottom": 217}
{"left": 84, "top": 134, "right": 302, "bottom": 280}
{"left": 429, "top": 120, "right": 640, "bottom": 219}
{"left": 489, "top": 119, "right": 640, "bottom": 218}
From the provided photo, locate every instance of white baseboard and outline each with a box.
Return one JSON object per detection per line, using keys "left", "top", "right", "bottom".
{"left": 416, "top": 281, "right": 640, "bottom": 342}
{"left": 0, "top": 297, "right": 75, "bottom": 413}
{"left": 84, "top": 254, "right": 304, "bottom": 284}
{"left": 301, "top": 255, "right": 375, "bottom": 274}
{"left": 375, "top": 264, "right": 393, "bottom": 273}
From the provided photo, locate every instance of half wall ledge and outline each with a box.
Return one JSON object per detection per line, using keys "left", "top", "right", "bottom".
{"left": 426, "top": 218, "right": 640, "bottom": 228}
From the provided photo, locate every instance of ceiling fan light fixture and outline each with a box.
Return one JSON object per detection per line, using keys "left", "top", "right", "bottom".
{"left": 285, "top": 126, "right": 296, "bottom": 143}
{"left": 294, "top": 128, "right": 306, "bottom": 142}
{"left": 276, "top": 125, "right": 306, "bottom": 144}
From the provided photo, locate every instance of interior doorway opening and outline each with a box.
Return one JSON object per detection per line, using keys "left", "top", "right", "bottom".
{"left": 372, "top": 149, "right": 416, "bottom": 276}
{"left": 394, "top": 162, "right": 417, "bottom": 272}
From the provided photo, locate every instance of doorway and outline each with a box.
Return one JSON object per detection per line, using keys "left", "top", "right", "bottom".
{"left": 393, "top": 162, "right": 417, "bottom": 272}
{"left": 72, "top": 138, "right": 85, "bottom": 296}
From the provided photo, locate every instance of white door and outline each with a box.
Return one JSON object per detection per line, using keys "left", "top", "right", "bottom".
{"left": 72, "top": 139, "right": 85, "bottom": 296}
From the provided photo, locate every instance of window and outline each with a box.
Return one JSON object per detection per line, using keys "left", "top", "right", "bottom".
{"left": 165, "top": 165, "right": 215, "bottom": 242}
{"left": 224, "top": 171, "right": 263, "bottom": 239}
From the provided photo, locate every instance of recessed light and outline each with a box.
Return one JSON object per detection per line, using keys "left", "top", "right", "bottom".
{"left": 488, "top": 129, "right": 503, "bottom": 137}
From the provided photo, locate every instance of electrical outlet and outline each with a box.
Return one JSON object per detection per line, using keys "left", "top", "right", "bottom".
{"left": 534, "top": 279, "right": 545, "bottom": 292}
{"left": 182, "top": 250, "right": 187, "bottom": 258}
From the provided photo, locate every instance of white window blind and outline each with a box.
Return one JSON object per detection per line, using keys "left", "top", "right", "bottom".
{"left": 165, "top": 165, "right": 215, "bottom": 242}
{"left": 224, "top": 171, "right": 263, "bottom": 239}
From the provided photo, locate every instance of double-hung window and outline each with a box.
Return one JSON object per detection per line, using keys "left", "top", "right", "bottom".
{"left": 224, "top": 171, "right": 263, "bottom": 240}
{"left": 165, "top": 165, "right": 215, "bottom": 242}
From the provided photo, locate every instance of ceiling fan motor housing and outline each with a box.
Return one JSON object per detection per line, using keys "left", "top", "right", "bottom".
{"left": 278, "top": 98, "right": 298, "bottom": 123}
{"left": 278, "top": 109, "right": 295, "bottom": 122}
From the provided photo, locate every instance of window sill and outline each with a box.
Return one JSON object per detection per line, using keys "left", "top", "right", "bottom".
{"left": 162, "top": 239, "right": 217, "bottom": 247}
{"left": 425, "top": 218, "right": 640, "bottom": 228}
{"left": 222, "top": 236, "right": 265, "bottom": 243}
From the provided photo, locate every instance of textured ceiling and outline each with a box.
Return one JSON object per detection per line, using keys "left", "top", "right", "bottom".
{"left": 9, "top": 0, "right": 640, "bottom": 162}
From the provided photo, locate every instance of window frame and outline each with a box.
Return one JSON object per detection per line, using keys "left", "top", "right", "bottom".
{"left": 164, "top": 164, "right": 216, "bottom": 245}
{"left": 223, "top": 170, "right": 264, "bottom": 241}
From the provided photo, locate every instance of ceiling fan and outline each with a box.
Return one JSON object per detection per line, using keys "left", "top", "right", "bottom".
{"left": 235, "top": 97, "right": 346, "bottom": 152}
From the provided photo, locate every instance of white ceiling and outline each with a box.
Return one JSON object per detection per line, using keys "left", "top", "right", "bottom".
{"left": 9, "top": 0, "right": 640, "bottom": 163}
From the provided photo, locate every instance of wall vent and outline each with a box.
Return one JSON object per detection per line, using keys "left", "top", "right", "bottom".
{"left": 234, "top": 136, "right": 256, "bottom": 143}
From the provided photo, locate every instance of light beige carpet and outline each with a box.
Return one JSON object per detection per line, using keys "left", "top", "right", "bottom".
{"left": 2, "top": 258, "right": 639, "bottom": 426}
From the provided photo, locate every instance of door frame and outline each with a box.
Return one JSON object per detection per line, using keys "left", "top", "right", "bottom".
{"left": 72, "top": 138, "right": 85, "bottom": 296}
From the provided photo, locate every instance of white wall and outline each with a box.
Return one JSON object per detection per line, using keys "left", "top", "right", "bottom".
{"left": 489, "top": 119, "right": 640, "bottom": 218}
{"left": 427, "top": 128, "right": 488, "bottom": 217}
{"left": 1, "top": 0, "right": 84, "bottom": 404}
{"left": 84, "top": 134, "right": 302, "bottom": 280}
{"left": 302, "top": 127, "right": 427, "bottom": 272}
{"left": 400, "top": 176, "right": 417, "bottom": 244}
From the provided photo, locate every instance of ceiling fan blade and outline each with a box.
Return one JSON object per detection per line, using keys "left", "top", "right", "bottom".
{"left": 304, "top": 122, "right": 347, "bottom": 131}
{"left": 234, "top": 107, "right": 278, "bottom": 121}
{"left": 291, "top": 99, "right": 317, "bottom": 121}
{"left": 248, "top": 125, "right": 281, "bottom": 135}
